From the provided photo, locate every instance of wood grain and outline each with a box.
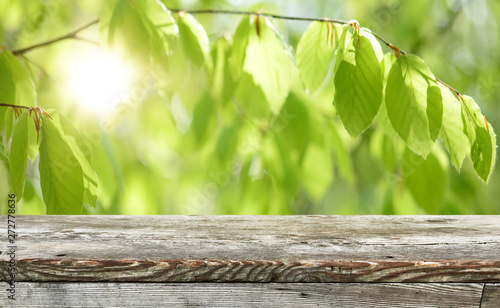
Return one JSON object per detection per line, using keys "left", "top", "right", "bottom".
{"left": 7, "top": 259, "right": 500, "bottom": 283}
{"left": 0, "top": 282, "right": 484, "bottom": 308}
{"left": 481, "top": 284, "right": 500, "bottom": 308}
{"left": 0, "top": 216, "right": 499, "bottom": 283}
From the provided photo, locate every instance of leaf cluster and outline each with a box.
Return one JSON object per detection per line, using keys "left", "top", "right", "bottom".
{"left": 0, "top": 1, "right": 496, "bottom": 214}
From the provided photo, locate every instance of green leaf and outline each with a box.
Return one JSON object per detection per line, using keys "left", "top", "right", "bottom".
{"left": 385, "top": 54, "right": 443, "bottom": 158}
{"left": 241, "top": 16, "right": 293, "bottom": 114}
{"left": 403, "top": 145, "right": 448, "bottom": 213}
{"left": 270, "top": 92, "right": 333, "bottom": 201}
{"left": 370, "top": 130, "right": 402, "bottom": 173}
{"left": 334, "top": 24, "right": 350, "bottom": 72}
{"left": 460, "top": 95, "right": 487, "bottom": 145}
{"left": 176, "top": 12, "right": 210, "bottom": 67}
{"left": 211, "top": 36, "right": 235, "bottom": 105}
{"left": 461, "top": 109, "right": 476, "bottom": 146}
{"left": 381, "top": 52, "right": 397, "bottom": 82}
{"left": 471, "top": 123, "right": 496, "bottom": 183}
{"left": 215, "top": 118, "right": 239, "bottom": 163}
{"left": 2, "top": 51, "right": 37, "bottom": 107}
{"left": 0, "top": 135, "right": 9, "bottom": 171}
{"left": 459, "top": 94, "right": 496, "bottom": 182}
{"left": 5, "top": 108, "right": 15, "bottom": 141}
{"left": 266, "top": 134, "right": 300, "bottom": 196}
{"left": 0, "top": 50, "right": 36, "bottom": 132}
{"left": 462, "top": 95, "right": 486, "bottom": 128}
{"left": 334, "top": 30, "right": 383, "bottom": 137}
{"left": 26, "top": 118, "right": 39, "bottom": 163}
{"left": 297, "top": 21, "right": 336, "bottom": 93}
{"left": 10, "top": 112, "right": 37, "bottom": 200}
{"left": 229, "top": 16, "right": 251, "bottom": 80}
{"left": 330, "top": 121, "right": 355, "bottom": 184}
{"left": 362, "top": 29, "right": 384, "bottom": 62}
{"left": 427, "top": 85, "right": 443, "bottom": 141}
{"left": 39, "top": 117, "right": 84, "bottom": 214}
{"left": 138, "top": 0, "right": 178, "bottom": 44}
{"left": 376, "top": 53, "right": 399, "bottom": 138}
{"left": 300, "top": 141, "right": 333, "bottom": 201}
{"left": 100, "top": 0, "right": 153, "bottom": 66}
{"left": 136, "top": 0, "right": 178, "bottom": 66}
{"left": 21, "top": 112, "right": 39, "bottom": 163}
{"left": 439, "top": 85, "right": 468, "bottom": 170}
{"left": 309, "top": 57, "right": 336, "bottom": 109}
{"left": 239, "top": 170, "right": 272, "bottom": 215}
{"left": 0, "top": 50, "right": 16, "bottom": 107}
{"left": 191, "top": 92, "right": 216, "bottom": 144}
{"left": 0, "top": 162, "right": 9, "bottom": 212}
{"left": 272, "top": 92, "right": 310, "bottom": 163}
{"left": 235, "top": 73, "right": 270, "bottom": 118}
{"left": 50, "top": 112, "right": 99, "bottom": 208}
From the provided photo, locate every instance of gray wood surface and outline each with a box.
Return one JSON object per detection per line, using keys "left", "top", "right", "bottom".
{"left": 481, "top": 284, "right": 500, "bottom": 308}
{"left": 0, "top": 216, "right": 499, "bottom": 283}
{"left": 0, "top": 282, "right": 485, "bottom": 308}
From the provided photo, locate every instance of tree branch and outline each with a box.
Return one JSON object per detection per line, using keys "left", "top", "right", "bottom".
{"left": 436, "top": 77, "right": 462, "bottom": 97}
{"left": 169, "top": 9, "right": 409, "bottom": 55}
{"left": 170, "top": 8, "right": 350, "bottom": 24}
{"left": 6, "top": 8, "right": 463, "bottom": 102}
{"left": 0, "top": 103, "right": 30, "bottom": 110}
{"left": 12, "top": 19, "right": 99, "bottom": 56}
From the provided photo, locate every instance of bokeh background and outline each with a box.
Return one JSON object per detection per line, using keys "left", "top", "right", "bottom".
{"left": 0, "top": 0, "right": 498, "bottom": 214}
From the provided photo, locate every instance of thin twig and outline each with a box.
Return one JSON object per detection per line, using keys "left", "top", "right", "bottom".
{"left": 366, "top": 31, "right": 391, "bottom": 47}
{"left": 169, "top": 8, "right": 349, "bottom": 25}
{"left": 12, "top": 19, "right": 99, "bottom": 55}
{"left": 436, "top": 77, "right": 461, "bottom": 97}
{"left": 363, "top": 30, "right": 407, "bottom": 55}
{"left": 0, "top": 103, "right": 30, "bottom": 110}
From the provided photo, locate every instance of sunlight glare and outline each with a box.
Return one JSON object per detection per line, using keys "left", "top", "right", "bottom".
{"left": 67, "top": 50, "right": 134, "bottom": 114}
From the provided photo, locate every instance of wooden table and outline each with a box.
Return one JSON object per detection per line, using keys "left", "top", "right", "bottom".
{"left": 1, "top": 216, "right": 499, "bottom": 307}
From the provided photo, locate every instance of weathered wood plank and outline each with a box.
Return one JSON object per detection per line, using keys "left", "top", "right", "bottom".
{"left": 0, "top": 216, "right": 499, "bottom": 282}
{"left": 4, "top": 215, "right": 500, "bottom": 260}
{"left": 6, "top": 259, "right": 500, "bottom": 283}
{"left": 0, "top": 282, "right": 484, "bottom": 308}
{"left": 481, "top": 284, "right": 500, "bottom": 308}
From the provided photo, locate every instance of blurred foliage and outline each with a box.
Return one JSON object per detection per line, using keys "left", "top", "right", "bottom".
{"left": 0, "top": 0, "right": 499, "bottom": 214}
